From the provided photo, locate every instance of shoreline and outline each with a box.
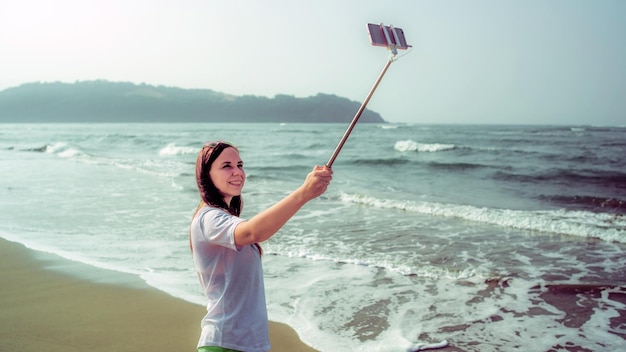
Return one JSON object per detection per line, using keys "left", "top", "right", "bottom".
{"left": 0, "top": 237, "right": 317, "bottom": 352}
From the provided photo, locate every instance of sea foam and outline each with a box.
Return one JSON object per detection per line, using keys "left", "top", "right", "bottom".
{"left": 158, "top": 143, "right": 197, "bottom": 156}
{"left": 339, "top": 192, "right": 625, "bottom": 243}
{"left": 394, "top": 139, "right": 455, "bottom": 152}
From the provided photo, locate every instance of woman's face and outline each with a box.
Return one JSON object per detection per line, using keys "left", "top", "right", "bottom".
{"left": 209, "top": 146, "right": 245, "bottom": 205}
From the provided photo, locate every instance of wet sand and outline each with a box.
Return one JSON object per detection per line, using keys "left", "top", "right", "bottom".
{"left": 0, "top": 238, "right": 316, "bottom": 352}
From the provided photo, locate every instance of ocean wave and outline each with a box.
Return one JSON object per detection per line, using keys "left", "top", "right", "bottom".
{"left": 158, "top": 143, "right": 197, "bottom": 156}
{"left": 494, "top": 169, "right": 626, "bottom": 189}
{"left": 602, "top": 142, "right": 626, "bottom": 148}
{"left": 303, "top": 142, "right": 328, "bottom": 150}
{"left": 42, "top": 142, "right": 86, "bottom": 158}
{"left": 394, "top": 140, "right": 455, "bottom": 153}
{"left": 36, "top": 141, "right": 184, "bottom": 178}
{"left": 426, "top": 161, "right": 488, "bottom": 171}
{"left": 21, "top": 141, "right": 93, "bottom": 159}
{"left": 264, "top": 246, "right": 478, "bottom": 280}
{"left": 349, "top": 158, "right": 410, "bottom": 166}
{"left": 540, "top": 195, "right": 626, "bottom": 214}
{"left": 22, "top": 145, "right": 49, "bottom": 152}
{"left": 270, "top": 127, "right": 325, "bottom": 134}
{"left": 529, "top": 126, "right": 622, "bottom": 136}
{"left": 339, "top": 192, "right": 625, "bottom": 243}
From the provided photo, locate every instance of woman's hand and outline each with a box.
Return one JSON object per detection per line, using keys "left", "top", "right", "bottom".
{"left": 298, "top": 165, "right": 333, "bottom": 201}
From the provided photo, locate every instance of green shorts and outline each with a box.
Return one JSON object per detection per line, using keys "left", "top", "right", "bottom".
{"left": 198, "top": 347, "right": 241, "bottom": 352}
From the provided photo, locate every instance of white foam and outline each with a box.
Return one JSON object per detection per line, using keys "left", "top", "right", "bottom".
{"left": 57, "top": 148, "right": 81, "bottom": 158}
{"left": 45, "top": 142, "right": 68, "bottom": 153}
{"left": 158, "top": 143, "right": 197, "bottom": 156}
{"left": 339, "top": 192, "right": 626, "bottom": 243}
{"left": 263, "top": 255, "right": 425, "bottom": 351}
{"left": 394, "top": 140, "right": 455, "bottom": 153}
{"left": 45, "top": 142, "right": 83, "bottom": 158}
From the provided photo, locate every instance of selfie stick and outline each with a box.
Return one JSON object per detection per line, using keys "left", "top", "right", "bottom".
{"left": 325, "top": 58, "right": 393, "bottom": 168}
{"left": 326, "top": 23, "right": 410, "bottom": 168}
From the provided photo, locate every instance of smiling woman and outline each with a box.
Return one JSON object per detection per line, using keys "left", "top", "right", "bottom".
{"left": 190, "top": 140, "right": 332, "bottom": 351}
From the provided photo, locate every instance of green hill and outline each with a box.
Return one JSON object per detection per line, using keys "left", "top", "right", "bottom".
{"left": 0, "top": 81, "right": 385, "bottom": 123}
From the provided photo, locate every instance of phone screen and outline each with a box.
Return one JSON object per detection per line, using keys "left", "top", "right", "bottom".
{"left": 367, "top": 23, "right": 410, "bottom": 50}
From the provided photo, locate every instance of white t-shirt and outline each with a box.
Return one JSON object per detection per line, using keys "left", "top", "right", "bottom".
{"left": 190, "top": 205, "right": 270, "bottom": 352}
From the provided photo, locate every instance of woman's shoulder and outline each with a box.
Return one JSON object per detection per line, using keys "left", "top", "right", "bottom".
{"left": 196, "top": 204, "right": 229, "bottom": 219}
{"left": 195, "top": 205, "right": 246, "bottom": 224}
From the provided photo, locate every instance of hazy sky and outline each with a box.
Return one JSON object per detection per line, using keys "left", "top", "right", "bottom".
{"left": 1, "top": 0, "right": 624, "bottom": 125}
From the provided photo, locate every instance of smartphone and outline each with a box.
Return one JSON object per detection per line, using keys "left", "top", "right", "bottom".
{"left": 367, "top": 23, "right": 410, "bottom": 50}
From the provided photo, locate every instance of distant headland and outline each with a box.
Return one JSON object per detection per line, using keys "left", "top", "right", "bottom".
{"left": 0, "top": 81, "right": 385, "bottom": 123}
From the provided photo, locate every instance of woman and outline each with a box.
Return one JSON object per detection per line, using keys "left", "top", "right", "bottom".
{"left": 190, "top": 141, "right": 332, "bottom": 352}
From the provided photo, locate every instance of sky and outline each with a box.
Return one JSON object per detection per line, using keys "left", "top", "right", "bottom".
{"left": 1, "top": 0, "right": 625, "bottom": 125}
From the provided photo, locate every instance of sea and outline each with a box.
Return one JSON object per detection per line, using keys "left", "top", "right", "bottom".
{"left": 1, "top": 122, "right": 625, "bottom": 351}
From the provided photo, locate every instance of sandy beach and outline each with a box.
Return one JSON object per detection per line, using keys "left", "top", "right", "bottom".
{"left": 0, "top": 237, "right": 316, "bottom": 352}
